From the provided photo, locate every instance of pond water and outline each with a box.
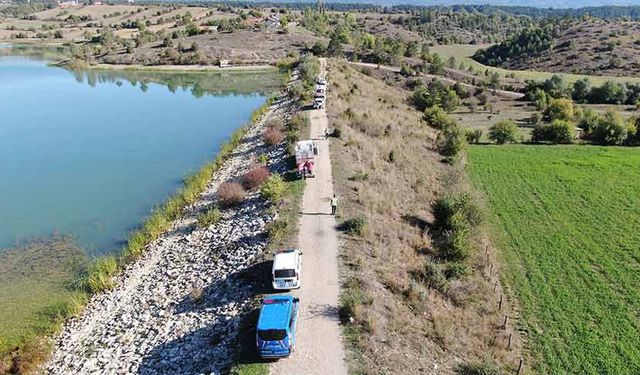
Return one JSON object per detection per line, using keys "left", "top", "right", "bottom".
{"left": 0, "top": 53, "right": 281, "bottom": 256}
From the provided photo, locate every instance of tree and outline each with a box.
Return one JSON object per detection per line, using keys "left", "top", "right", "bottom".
{"left": 546, "top": 98, "right": 574, "bottom": 121}
{"left": 531, "top": 120, "right": 575, "bottom": 144}
{"left": 327, "top": 34, "right": 343, "bottom": 57}
{"left": 311, "top": 41, "right": 327, "bottom": 56}
{"left": 441, "top": 89, "right": 460, "bottom": 113}
{"left": 592, "top": 110, "right": 628, "bottom": 145}
{"left": 589, "top": 81, "right": 627, "bottom": 104}
{"left": 532, "top": 88, "right": 549, "bottom": 111}
{"left": 423, "top": 106, "right": 456, "bottom": 130}
{"left": 439, "top": 123, "right": 467, "bottom": 158}
{"left": 572, "top": 78, "right": 591, "bottom": 103}
{"left": 488, "top": 119, "right": 519, "bottom": 144}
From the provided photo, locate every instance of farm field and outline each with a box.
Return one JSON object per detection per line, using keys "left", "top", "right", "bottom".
{"left": 467, "top": 145, "right": 640, "bottom": 374}
{"left": 432, "top": 44, "right": 640, "bottom": 85}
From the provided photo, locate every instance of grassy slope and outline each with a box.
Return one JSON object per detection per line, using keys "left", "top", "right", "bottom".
{"left": 328, "top": 61, "right": 523, "bottom": 373}
{"left": 433, "top": 44, "right": 640, "bottom": 85}
{"left": 467, "top": 145, "right": 640, "bottom": 374}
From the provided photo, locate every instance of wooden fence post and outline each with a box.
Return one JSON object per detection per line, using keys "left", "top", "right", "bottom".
{"left": 499, "top": 293, "right": 503, "bottom": 310}
{"left": 517, "top": 358, "right": 524, "bottom": 374}
{"left": 508, "top": 333, "right": 513, "bottom": 350}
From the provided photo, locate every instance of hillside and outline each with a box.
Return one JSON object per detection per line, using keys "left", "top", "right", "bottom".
{"left": 473, "top": 19, "right": 640, "bottom": 77}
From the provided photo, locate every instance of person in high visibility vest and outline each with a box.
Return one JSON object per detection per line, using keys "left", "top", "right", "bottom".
{"left": 331, "top": 194, "right": 338, "bottom": 215}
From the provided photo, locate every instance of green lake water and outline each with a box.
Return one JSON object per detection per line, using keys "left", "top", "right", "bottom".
{"left": 0, "top": 53, "right": 281, "bottom": 256}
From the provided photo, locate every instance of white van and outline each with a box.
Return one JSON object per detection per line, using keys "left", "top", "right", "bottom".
{"left": 272, "top": 249, "right": 302, "bottom": 290}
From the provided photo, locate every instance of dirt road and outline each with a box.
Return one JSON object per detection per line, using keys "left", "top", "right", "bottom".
{"left": 271, "top": 59, "right": 347, "bottom": 375}
{"left": 348, "top": 61, "right": 524, "bottom": 100}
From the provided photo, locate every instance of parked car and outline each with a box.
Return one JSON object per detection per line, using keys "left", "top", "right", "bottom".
{"left": 272, "top": 249, "right": 302, "bottom": 290}
{"left": 314, "top": 86, "right": 326, "bottom": 98}
{"left": 316, "top": 76, "right": 327, "bottom": 86}
{"left": 313, "top": 97, "right": 325, "bottom": 109}
{"left": 256, "top": 295, "right": 299, "bottom": 358}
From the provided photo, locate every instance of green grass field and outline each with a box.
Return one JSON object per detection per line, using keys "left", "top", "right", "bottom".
{"left": 432, "top": 44, "right": 640, "bottom": 85}
{"left": 467, "top": 145, "right": 640, "bottom": 374}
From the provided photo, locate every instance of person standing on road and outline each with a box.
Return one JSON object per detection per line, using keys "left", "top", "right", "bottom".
{"left": 331, "top": 194, "right": 338, "bottom": 215}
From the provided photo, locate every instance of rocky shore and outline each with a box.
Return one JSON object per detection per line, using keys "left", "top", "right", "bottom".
{"left": 44, "top": 90, "right": 296, "bottom": 375}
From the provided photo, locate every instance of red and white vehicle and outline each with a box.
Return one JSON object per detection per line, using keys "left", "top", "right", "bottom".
{"left": 294, "top": 140, "right": 318, "bottom": 179}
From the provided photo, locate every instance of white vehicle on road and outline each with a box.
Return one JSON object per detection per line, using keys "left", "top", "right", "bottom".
{"left": 272, "top": 249, "right": 303, "bottom": 290}
{"left": 313, "top": 97, "right": 325, "bottom": 109}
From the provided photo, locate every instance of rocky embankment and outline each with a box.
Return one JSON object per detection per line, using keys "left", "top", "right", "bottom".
{"left": 44, "top": 91, "right": 295, "bottom": 375}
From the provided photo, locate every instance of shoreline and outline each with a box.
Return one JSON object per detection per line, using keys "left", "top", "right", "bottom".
{"left": 81, "top": 62, "right": 277, "bottom": 73}
{"left": 43, "top": 87, "right": 295, "bottom": 373}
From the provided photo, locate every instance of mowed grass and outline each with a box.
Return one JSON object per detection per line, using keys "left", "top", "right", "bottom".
{"left": 432, "top": 44, "right": 640, "bottom": 85}
{"left": 467, "top": 145, "right": 640, "bottom": 374}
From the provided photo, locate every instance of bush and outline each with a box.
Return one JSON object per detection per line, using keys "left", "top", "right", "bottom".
{"left": 444, "top": 262, "right": 470, "bottom": 279}
{"left": 197, "top": 207, "right": 221, "bottom": 228}
{"left": 263, "top": 126, "right": 285, "bottom": 146}
{"left": 576, "top": 108, "right": 600, "bottom": 137}
{"left": 260, "top": 174, "right": 286, "bottom": 203}
{"left": 266, "top": 218, "right": 288, "bottom": 241}
{"left": 531, "top": 120, "right": 575, "bottom": 144}
{"left": 432, "top": 193, "right": 482, "bottom": 232}
{"left": 242, "top": 166, "right": 271, "bottom": 190}
{"left": 441, "top": 212, "right": 471, "bottom": 261}
{"left": 546, "top": 98, "right": 574, "bottom": 121}
{"left": 592, "top": 110, "right": 628, "bottom": 145}
{"left": 339, "top": 216, "right": 367, "bottom": 236}
{"left": 488, "top": 119, "right": 518, "bottom": 144}
{"left": 423, "top": 105, "right": 456, "bottom": 130}
{"left": 439, "top": 124, "right": 467, "bottom": 158}
{"left": 422, "top": 260, "right": 448, "bottom": 293}
{"left": 465, "top": 128, "right": 483, "bottom": 144}
{"left": 217, "top": 182, "right": 246, "bottom": 207}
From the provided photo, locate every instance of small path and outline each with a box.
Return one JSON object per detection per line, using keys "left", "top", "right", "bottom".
{"left": 348, "top": 61, "right": 525, "bottom": 100}
{"left": 270, "top": 58, "right": 347, "bottom": 375}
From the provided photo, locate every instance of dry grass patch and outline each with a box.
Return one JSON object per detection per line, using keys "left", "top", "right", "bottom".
{"left": 327, "top": 60, "right": 523, "bottom": 374}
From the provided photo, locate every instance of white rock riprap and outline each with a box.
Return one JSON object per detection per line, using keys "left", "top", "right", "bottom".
{"left": 45, "top": 93, "right": 294, "bottom": 375}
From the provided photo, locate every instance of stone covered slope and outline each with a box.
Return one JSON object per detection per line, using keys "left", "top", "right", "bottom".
{"left": 45, "top": 95, "right": 294, "bottom": 375}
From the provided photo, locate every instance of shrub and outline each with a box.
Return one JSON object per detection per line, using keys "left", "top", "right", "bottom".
{"left": 266, "top": 218, "right": 288, "bottom": 241}
{"left": 217, "top": 182, "right": 246, "bottom": 207}
{"left": 531, "top": 120, "right": 575, "bottom": 144}
{"left": 423, "top": 105, "right": 456, "bottom": 130}
{"left": 441, "top": 212, "right": 471, "bottom": 261}
{"left": 488, "top": 119, "right": 518, "bottom": 144}
{"left": 546, "top": 98, "right": 574, "bottom": 121}
{"left": 263, "top": 126, "right": 285, "bottom": 146}
{"left": 422, "top": 260, "right": 448, "bottom": 293}
{"left": 439, "top": 124, "right": 467, "bottom": 158}
{"left": 260, "top": 174, "right": 287, "bottom": 203}
{"left": 465, "top": 128, "right": 483, "bottom": 144}
{"left": 242, "top": 166, "right": 271, "bottom": 190}
{"left": 432, "top": 193, "right": 482, "bottom": 232}
{"left": 197, "top": 207, "right": 221, "bottom": 228}
{"left": 339, "top": 216, "right": 367, "bottom": 236}
{"left": 592, "top": 110, "right": 628, "bottom": 145}
{"left": 443, "top": 262, "right": 470, "bottom": 279}
{"left": 576, "top": 108, "right": 600, "bottom": 137}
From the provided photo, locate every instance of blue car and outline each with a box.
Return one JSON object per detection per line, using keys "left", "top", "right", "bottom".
{"left": 256, "top": 294, "right": 299, "bottom": 358}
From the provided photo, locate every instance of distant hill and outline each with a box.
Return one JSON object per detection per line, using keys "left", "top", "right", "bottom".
{"left": 473, "top": 19, "right": 640, "bottom": 77}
